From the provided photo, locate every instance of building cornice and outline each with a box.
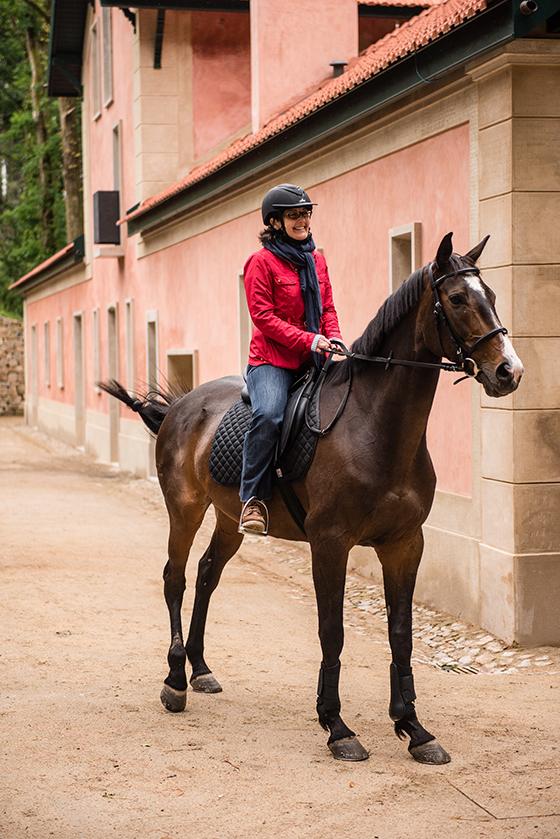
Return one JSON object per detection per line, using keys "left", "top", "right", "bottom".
{"left": 126, "top": 0, "right": 559, "bottom": 238}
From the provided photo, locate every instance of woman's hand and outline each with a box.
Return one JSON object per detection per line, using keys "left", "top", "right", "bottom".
{"left": 313, "top": 335, "right": 347, "bottom": 360}
{"left": 315, "top": 336, "right": 333, "bottom": 353}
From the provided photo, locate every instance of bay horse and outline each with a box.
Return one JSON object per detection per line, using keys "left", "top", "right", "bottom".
{"left": 101, "top": 233, "right": 523, "bottom": 765}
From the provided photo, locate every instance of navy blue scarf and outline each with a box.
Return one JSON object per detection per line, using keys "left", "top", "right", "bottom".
{"left": 264, "top": 233, "right": 322, "bottom": 337}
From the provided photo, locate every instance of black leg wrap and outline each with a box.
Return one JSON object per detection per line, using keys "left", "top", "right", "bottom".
{"left": 317, "top": 661, "right": 355, "bottom": 744}
{"left": 165, "top": 642, "right": 187, "bottom": 691}
{"left": 389, "top": 664, "right": 434, "bottom": 748}
{"left": 389, "top": 662, "right": 417, "bottom": 721}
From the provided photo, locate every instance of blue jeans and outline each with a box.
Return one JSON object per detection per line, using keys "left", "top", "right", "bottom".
{"left": 240, "top": 364, "right": 297, "bottom": 502}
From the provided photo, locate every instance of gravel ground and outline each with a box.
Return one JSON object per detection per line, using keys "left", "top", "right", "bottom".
{"left": 2, "top": 416, "right": 559, "bottom": 839}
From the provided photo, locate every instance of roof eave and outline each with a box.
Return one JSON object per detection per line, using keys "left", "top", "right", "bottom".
{"left": 128, "top": 0, "right": 517, "bottom": 237}
{"left": 10, "top": 237, "right": 86, "bottom": 296}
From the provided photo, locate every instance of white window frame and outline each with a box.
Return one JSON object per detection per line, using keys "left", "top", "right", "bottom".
{"left": 102, "top": 7, "right": 113, "bottom": 108}
{"left": 43, "top": 321, "right": 50, "bottom": 388}
{"left": 125, "top": 299, "right": 135, "bottom": 391}
{"left": 388, "top": 223, "right": 422, "bottom": 294}
{"left": 167, "top": 349, "right": 199, "bottom": 392}
{"left": 146, "top": 311, "right": 159, "bottom": 390}
{"left": 92, "top": 308, "right": 101, "bottom": 392}
{"left": 238, "top": 271, "right": 252, "bottom": 373}
{"left": 56, "top": 317, "right": 65, "bottom": 389}
{"left": 91, "top": 21, "right": 101, "bottom": 120}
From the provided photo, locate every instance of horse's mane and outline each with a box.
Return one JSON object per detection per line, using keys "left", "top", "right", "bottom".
{"left": 351, "top": 255, "right": 471, "bottom": 357}
{"left": 350, "top": 266, "right": 426, "bottom": 357}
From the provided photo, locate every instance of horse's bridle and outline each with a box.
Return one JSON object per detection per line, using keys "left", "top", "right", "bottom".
{"left": 429, "top": 263, "right": 508, "bottom": 380}
{"left": 306, "top": 262, "right": 509, "bottom": 435}
{"left": 328, "top": 262, "right": 508, "bottom": 379}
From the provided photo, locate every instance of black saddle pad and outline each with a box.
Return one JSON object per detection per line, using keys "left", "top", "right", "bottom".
{"left": 209, "top": 385, "right": 320, "bottom": 487}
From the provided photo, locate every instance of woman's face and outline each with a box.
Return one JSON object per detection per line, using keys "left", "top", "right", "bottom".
{"left": 273, "top": 208, "right": 312, "bottom": 241}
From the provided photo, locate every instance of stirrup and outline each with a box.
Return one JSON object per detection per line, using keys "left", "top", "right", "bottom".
{"left": 238, "top": 497, "right": 269, "bottom": 536}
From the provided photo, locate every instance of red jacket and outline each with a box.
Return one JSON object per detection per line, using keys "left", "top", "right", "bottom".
{"left": 244, "top": 247, "right": 342, "bottom": 370}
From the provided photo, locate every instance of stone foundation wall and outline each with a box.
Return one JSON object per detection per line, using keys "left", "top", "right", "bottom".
{"left": 0, "top": 316, "right": 24, "bottom": 415}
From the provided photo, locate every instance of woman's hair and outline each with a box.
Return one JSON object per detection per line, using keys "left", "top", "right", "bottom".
{"left": 258, "top": 224, "right": 279, "bottom": 244}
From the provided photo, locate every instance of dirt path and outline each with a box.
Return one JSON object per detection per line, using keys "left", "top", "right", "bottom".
{"left": 1, "top": 416, "right": 559, "bottom": 839}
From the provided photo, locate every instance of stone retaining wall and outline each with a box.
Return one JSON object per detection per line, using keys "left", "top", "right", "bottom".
{"left": 0, "top": 316, "right": 24, "bottom": 415}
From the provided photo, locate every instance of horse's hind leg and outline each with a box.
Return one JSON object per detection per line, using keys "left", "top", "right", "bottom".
{"left": 185, "top": 511, "right": 243, "bottom": 693}
{"left": 160, "top": 501, "right": 207, "bottom": 714}
{"left": 376, "top": 530, "right": 450, "bottom": 765}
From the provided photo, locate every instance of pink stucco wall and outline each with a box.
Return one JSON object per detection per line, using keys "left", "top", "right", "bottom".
{"left": 250, "top": 0, "right": 358, "bottom": 129}
{"left": 192, "top": 11, "right": 251, "bottom": 161}
{"left": 26, "top": 110, "right": 474, "bottom": 496}
{"left": 309, "top": 125, "right": 473, "bottom": 495}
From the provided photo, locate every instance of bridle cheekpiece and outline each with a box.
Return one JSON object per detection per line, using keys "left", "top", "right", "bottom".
{"left": 429, "top": 262, "right": 508, "bottom": 381}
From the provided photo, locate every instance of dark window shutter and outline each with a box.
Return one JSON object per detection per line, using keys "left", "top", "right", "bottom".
{"left": 93, "top": 191, "right": 121, "bottom": 245}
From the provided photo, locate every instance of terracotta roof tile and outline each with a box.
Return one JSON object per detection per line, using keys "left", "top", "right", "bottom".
{"left": 10, "top": 241, "right": 76, "bottom": 289}
{"left": 125, "top": 0, "right": 486, "bottom": 225}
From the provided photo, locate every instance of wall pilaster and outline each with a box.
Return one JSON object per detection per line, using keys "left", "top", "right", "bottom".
{"left": 132, "top": 11, "right": 194, "bottom": 203}
{"left": 470, "top": 42, "right": 560, "bottom": 644}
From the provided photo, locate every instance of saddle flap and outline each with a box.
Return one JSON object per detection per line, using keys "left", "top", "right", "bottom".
{"left": 278, "top": 368, "right": 317, "bottom": 459}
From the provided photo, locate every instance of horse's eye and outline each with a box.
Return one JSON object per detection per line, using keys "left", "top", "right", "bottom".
{"left": 449, "top": 294, "right": 466, "bottom": 305}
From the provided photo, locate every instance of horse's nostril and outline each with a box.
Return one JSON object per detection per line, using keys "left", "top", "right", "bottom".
{"left": 496, "top": 362, "right": 513, "bottom": 381}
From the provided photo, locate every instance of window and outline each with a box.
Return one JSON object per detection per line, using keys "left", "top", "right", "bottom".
{"left": 93, "top": 308, "right": 101, "bottom": 389}
{"left": 56, "top": 317, "right": 64, "bottom": 389}
{"left": 102, "top": 8, "right": 113, "bottom": 107}
{"left": 91, "top": 22, "right": 101, "bottom": 119}
{"left": 74, "top": 314, "right": 85, "bottom": 446}
{"left": 388, "top": 223, "right": 422, "bottom": 293}
{"left": 30, "top": 325, "right": 38, "bottom": 425}
{"left": 167, "top": 350, "right": 198, "bottom": 393}
{"left": 125, "top": 299, "right": 134, "bottom": 390}
{"left": 238, "top": 272, "right": 251, "bottom": 373}
{"left": 112, "top": 122, "right": 122, "bottom": 193}
{"left": 43, "top": 321, "right": 50, "bottom": 387}
{"left": 146, "top": 313, "right": 158, "bottom": 390}
{"left": 146, "top": 312, "right": 158, "bottom": 479}
{"left": 107, "top": 305, "right": 119, "bottom": 463}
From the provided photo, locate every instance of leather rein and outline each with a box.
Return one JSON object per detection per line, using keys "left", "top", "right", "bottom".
{"left": 306, "top": 262, "right": 508, "bottom": 436}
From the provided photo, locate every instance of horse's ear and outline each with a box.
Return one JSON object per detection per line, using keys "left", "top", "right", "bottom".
{"left": 435, "top": 232, "right": 453, "bottom": 268}
{"left": 464, "top": 234, "right": 490, "bottom": 265}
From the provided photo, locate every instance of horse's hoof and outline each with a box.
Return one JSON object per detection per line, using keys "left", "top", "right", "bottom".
{"left": 190, "top": 673, "right": 223, "bottom": 693}
{"left": 160, "top": 684, "right": 187, "bottom": 712}
{"left": 328, "top": 736, "right": 369, "bottom": 762}
{"left": 409, "top": 739, "right": 451, "bottom": 765}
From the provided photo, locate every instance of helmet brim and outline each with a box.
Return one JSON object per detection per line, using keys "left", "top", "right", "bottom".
{"left": 271, "top": 202, "right": 316, "bottom": 210}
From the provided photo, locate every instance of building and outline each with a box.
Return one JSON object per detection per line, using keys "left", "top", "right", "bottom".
{"left": 11, "top": 0, "right": 560, "bottom": 645}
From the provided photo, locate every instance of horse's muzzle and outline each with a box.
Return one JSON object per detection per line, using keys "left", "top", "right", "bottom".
{"left": 477, "top": 357, "right": 524, "bottom": 397}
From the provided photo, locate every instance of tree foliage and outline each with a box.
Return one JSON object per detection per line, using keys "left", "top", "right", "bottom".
{"left": 0, "top": 0, "right": 73, "bottom": 316}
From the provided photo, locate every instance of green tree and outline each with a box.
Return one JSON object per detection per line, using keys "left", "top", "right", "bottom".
{"left": 0, "top": 0, "right": 82, "bottom": 316}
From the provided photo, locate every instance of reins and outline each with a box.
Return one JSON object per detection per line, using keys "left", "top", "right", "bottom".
{"left": 305, "top": 261, "right": 508, "bottom": 435}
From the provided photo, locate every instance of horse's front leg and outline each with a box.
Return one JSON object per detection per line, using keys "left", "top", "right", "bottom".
{"left": 376, "top": 530, "right": 450, "bottom": 764}
{"left": 310, "top": 536, "right": 369, "bottom": 762}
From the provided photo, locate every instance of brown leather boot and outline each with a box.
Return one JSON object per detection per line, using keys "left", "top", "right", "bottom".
{"left": 238, "top": 498, "right": 269, "bottom": 535}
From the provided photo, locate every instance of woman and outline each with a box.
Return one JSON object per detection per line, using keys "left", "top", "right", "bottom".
{"left": 239, "top": 183, "right": 343, "bottom": 535}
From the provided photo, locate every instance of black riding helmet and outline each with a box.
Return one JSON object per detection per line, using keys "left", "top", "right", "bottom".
{"left": 261, "top": 183, "right": 316, "bottom": 226}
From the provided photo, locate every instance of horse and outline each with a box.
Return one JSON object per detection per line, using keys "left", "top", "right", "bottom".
{"left": 101, "top": 232, "right": 523, "bottom": 765}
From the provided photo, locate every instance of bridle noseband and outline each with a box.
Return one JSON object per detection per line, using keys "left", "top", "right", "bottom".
{"left": 429, "top": 263, "right": 508, "bottom": 380}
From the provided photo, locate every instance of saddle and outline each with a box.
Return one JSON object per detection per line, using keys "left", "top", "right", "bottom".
{"left": 209, "top": 367, "right": 321, "bottom": 490}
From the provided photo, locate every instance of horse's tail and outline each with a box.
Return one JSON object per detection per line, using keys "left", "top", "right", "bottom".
{"left": 97, "top": 379, "right": 180, "bottom": 436}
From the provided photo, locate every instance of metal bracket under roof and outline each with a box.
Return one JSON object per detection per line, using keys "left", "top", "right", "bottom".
{"left": 121, "top": 8, "right": 136, "bottom": 31}
{"left": 154, "top": 9, "right": 166, "bottom": 69}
